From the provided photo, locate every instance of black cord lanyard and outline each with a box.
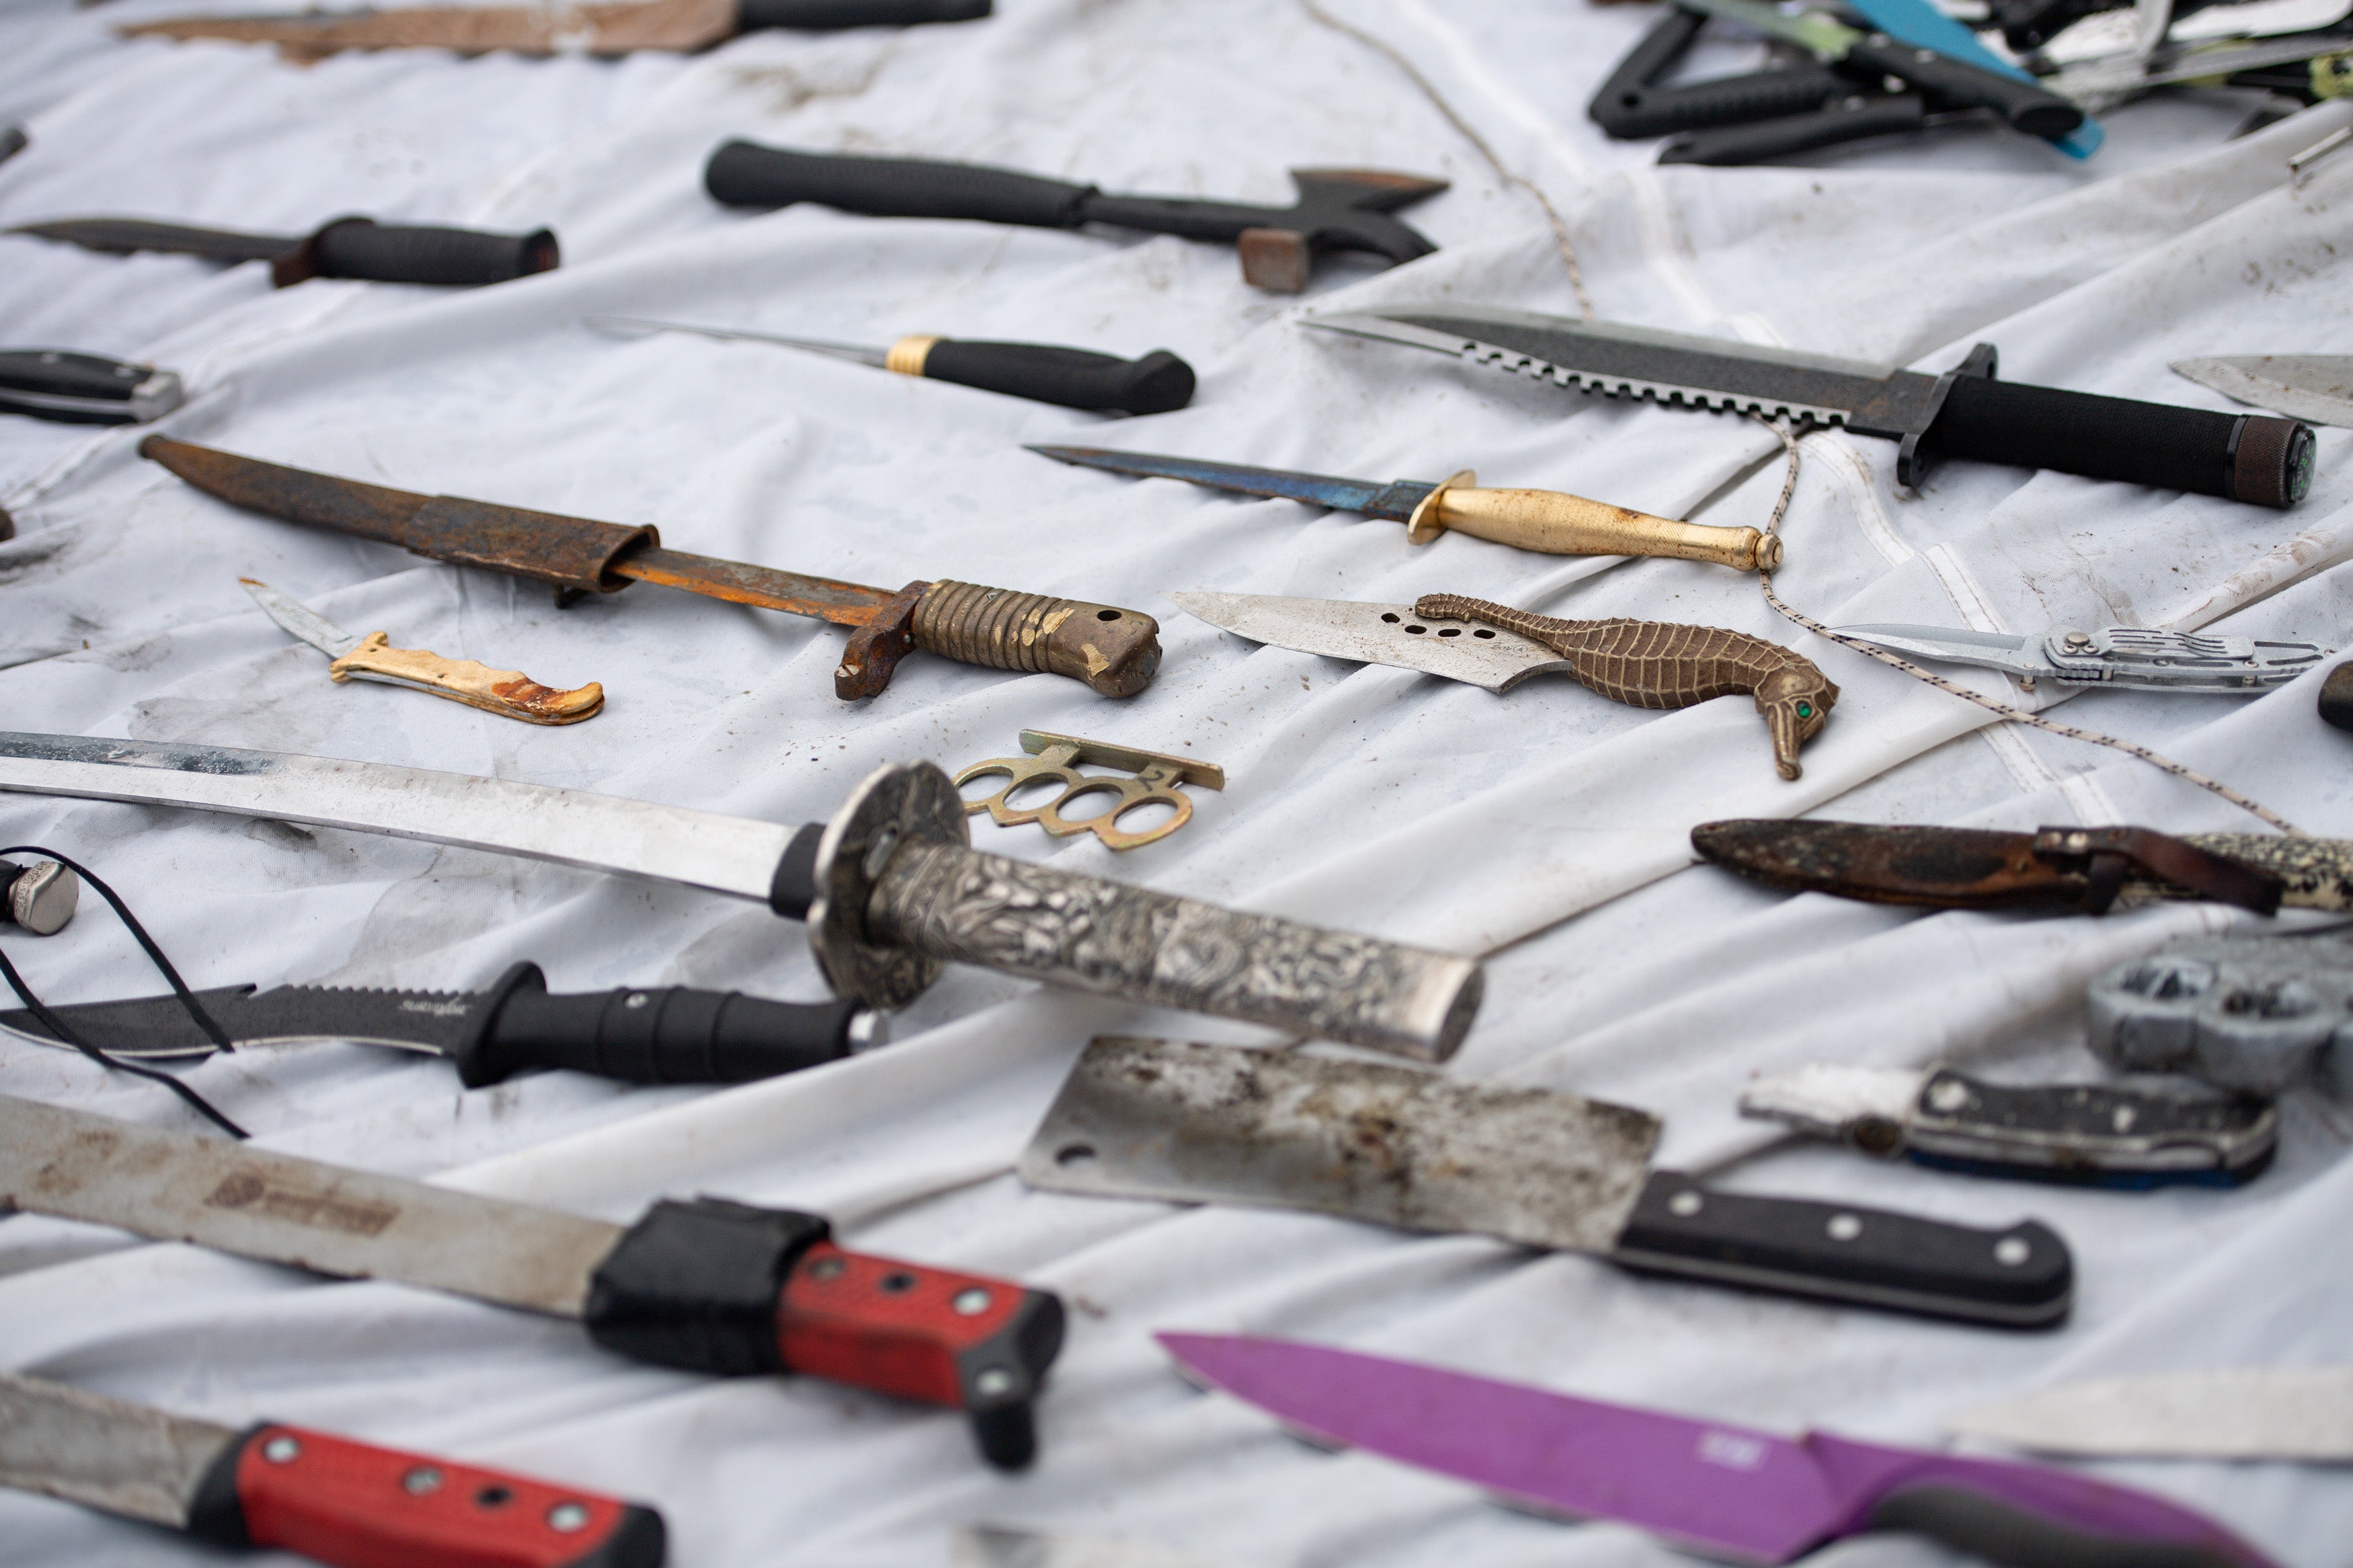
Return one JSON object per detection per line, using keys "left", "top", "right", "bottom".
{"left": 1, "top": 845, "right": 246, "bottom": 1138}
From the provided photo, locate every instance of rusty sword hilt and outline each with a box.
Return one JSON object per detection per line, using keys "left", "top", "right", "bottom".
{"left": 836, "top": 581, "right": 1160, "bottom": 700}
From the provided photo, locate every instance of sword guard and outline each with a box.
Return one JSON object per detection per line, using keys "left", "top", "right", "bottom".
{"left": 834, "top": 581, "right": 928, "bottom": 700}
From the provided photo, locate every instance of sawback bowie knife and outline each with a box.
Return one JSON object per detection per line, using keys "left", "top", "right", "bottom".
{"left": 138, "top": 437, "right": 1160, "bottom": 701}
{"left": 0, "top": 736, "right": 1481, "bottom": 1062}
{"left": 11, "top": 216, "right": 557, "bottom": 289}
{"left": 1306, "top": 306, "right": 2318, "bottom": 507}
{"left": 0, "top": 1370, "right": 666, "bottom": 1567}
{"left": 0, "top": 1094, "right": 1064, "bottom": 1469}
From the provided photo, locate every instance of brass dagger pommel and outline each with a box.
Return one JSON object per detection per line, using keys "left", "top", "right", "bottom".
{"left": 1407, "top": 470, "right": 1782, "bottom": 573}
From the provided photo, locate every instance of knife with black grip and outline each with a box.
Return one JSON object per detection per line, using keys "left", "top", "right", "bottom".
{"left": 1591, "top": 5, "right": 1849, "bottom": 139}
{"left": 11, "top": 214, "right": 558, "bottom": 288}
{"left": 0, "top": 349, "right": 184, "bottom": 424}
{"left": 1661, "top": 94, "right": 1929, "bottom": 165}
{"left": 917, "top": 339, "right": 1194, "bottom": 413}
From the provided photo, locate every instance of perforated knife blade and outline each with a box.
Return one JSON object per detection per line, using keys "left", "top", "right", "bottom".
{"left": 1168, "top": 590, "right": 1572, "bottom": 692}
{"left": 1833, "top": 620, "right": 2329, "bottom": 691}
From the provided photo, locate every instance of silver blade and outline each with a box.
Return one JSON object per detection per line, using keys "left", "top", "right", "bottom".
{"left": 2172, "top": 356, "right": 2353, "bottom": 429}
{"left": 1167, "top": 591, "right": 1572, "bottom": 693}
{"left": 0, "top": 983, "right": 481, "bottom": 1060}
{"left": 1832, "top": 622, "right": 2044, "bottom": 677}
{"left": 1739, "top": 1063, "right": 1927, "bottom": 1143}
{"left": 1017, "top": 1036, "right": 1660, "bottom": 1254}
{"left": 0, "top": 1372, "right": 235, "bottom": 1529}
{"left": 0, "top": 1093, "right": 624, "bottom": 1317}
{"left": 0, "top": 733, "right": 794, "bottom": 903}
{"left": 240, "top": 577, "right": 362, "bottom": 660}
{"left": 586, "top": 316, "right": 891, "bottom": 370}
{"left": 1949, "top": 1368, "right": 2353, "bottom": 1460}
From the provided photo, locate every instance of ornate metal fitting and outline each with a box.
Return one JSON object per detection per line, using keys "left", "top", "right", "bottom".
{"left": 805, "top": 762, "right": 967, "bottom": 1008}
{"left": 954, "top": 731, "right": 1225, "bottom": 852}
{"left": 1404, "top": 468, "right": 1474, "bottom": 546}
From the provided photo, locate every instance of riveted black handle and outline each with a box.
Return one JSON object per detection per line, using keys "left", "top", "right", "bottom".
{"left": 704, "top": 141, "right": 1093, "bottom": 228}
{"left": 921, "top": 340, "right": 1195, "bottom": 414}
{"left": 449, "top": 962, "right": 865, "bottom": 1088}
{"left": 296, "top": 218, "right": 560, "bottom": 287}
{"left": 1931, "top": 375, "right": 2315, "bottom": 507}
{"left": 1658, "top": 94, "right": 1926, "bottom": 166}
{"left": 735, "top": 0, "right": 988, "bottom": 25}
{"left": 0, "top": 349, "right": 177, "bottom": 425}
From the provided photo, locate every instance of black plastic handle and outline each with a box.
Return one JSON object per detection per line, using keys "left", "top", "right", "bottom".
{"left": 1659, "top": 93, "right": 1925, "bottom": 166}
{"left": 703, "top": 141, "right": 1093, "bottom": 228}
{"left": 1866, "top": 1488, "right": 2243, "bottom": 1568}
{"left": 1904, "top": 1069, "right": 2276, "bottom": 1188}
{"left": 735, "top": 0, "right": 989, "bottom": 25}
{"left": 921, "top": 339, "right": 1195, "bottom": 414}
{"left": 1843, "top": 34, "right": 2083, "bottom": 138}
{"left": 1930, "top": 374, "right": 2316, "bottom": 507}
{"left": 1589, "top": 9, "right": 1848, "bottom": 139}
{"left": 448, "top": 962, "right": 865, "bottom": 1088}
{"left": 289, "top": 218, "right": 560, "bottom": 288}
{"left": 1611, "top": 1171, "right": 2073, "bottom": 1327}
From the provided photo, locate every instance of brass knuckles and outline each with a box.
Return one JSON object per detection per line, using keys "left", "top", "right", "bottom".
{"left": 955, "top": 731, "right": 1226, "bottom": 851}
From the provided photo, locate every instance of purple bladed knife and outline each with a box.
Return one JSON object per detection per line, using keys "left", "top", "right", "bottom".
{"left": 1157, "top": 1334, "right": 2276, "bottom": 1568}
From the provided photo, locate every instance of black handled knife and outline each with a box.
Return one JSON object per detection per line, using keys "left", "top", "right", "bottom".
{"left": 0, "top": 349, "right": 184, "bottom": 425}
{"left": 11, "top": 215, "right": 558, "bottom": 288}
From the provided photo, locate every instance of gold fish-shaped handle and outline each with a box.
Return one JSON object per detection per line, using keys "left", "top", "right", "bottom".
{"left": 327, "top": 632, "right": 603, "bottom": 725}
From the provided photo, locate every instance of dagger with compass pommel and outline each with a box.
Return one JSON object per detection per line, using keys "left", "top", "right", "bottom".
{"left": 138, "top": 438, "right": 1159, "bottom": 701}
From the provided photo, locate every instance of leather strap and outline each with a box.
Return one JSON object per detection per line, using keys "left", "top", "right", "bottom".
{"left": 2032, "top": 827, "right": 2283, "bottom": 915}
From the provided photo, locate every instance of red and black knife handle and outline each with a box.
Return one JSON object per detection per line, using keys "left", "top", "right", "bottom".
{"left": 184, "top": 1421, "right": 664, "bottom": 1568}
{"left": 582, "top": 1198, "right": 1064, "bottom": 1469}
{"left": 704, "top": 141, "right": 1095, "bottom": 229}
{"left": 273, "top": 218, "right": 561, "bottom": 288}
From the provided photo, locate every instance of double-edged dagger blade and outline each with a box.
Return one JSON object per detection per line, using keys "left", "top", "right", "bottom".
{"left": 11, "top": 216, "right": 559, "bottom": 290}
{"left": 119, "top": 0, "right": 989, "bottom": 58}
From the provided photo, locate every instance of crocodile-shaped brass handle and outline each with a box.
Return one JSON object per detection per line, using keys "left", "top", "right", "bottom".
{"left": 329, "top": 633, "right": 604, "bottom": 725}
{"left": 1415, "top": 594, "right": 1836, "bottom": 779}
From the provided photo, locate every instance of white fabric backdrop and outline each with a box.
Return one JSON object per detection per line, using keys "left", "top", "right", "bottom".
{"left": 3, "top": 1, "right": 2351, "bottom": 1562}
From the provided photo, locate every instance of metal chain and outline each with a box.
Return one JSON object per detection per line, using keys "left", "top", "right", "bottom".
{"left": 1747, "top": 417, "right": 2299, "bottom": 834}
{"left": 1295, "top": 0, "right": 1595, "bottom": 317}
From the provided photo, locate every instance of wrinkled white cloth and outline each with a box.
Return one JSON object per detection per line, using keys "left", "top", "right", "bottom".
{"left": 3, "top": 1, "right": 2352, "bottom": 1563}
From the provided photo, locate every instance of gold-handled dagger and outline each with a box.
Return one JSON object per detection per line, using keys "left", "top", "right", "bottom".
{"left": 241, "top": 579, "right": 604, "bottom": 725}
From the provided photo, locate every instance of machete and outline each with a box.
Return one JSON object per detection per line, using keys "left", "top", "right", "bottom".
{"left": 0, "top": 960, "right": 877, "bottom": 1088}
{"left": 0, "top": 1370, "right": 666, "bottom": 1567}
{"left": 1305, "top": 306, "right": 2318, "bottom": 506}
{"left": 1160, "top": 1335, "right": 2280, "bottom": 1567}
{"left": 10, "top": 216, "right": 557, "bottom": 289}
{"left": 139, "top": 437, "right": 1161, "bottom": 702}
{"left": 0, "top": 736, "right": 1481, "bottom": 1063}
{"left": 1028, "top": 444, "right": 1780, "bottom": 571}
{"left": 0, "top": 1094, "right": 1062, "bottom": 1469}
{"left": 119, "top": 0, "right": 988, "bottom": 58}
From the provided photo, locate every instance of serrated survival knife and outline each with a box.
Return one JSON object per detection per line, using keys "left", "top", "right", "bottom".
{"left": 0, "top": 1094, "right": 1063, "bottom": 1468}
{"left": 1159, "top": 1335, "right": 2279, "bottom": 1567}
{"left": 0, "top": 735, "right": 1480, "bottom": 1062}
{"left": 139, "top": 437, "right": 1160, "bottom": 702}
{"left": 1306, "top": 306, "right": 2318, "bottom": 507}
{"left": 0, "top": 1370, "right": 666, "bottom": 1567}
{"left": 10, "top": 216, "right": 557, "bottom": 289}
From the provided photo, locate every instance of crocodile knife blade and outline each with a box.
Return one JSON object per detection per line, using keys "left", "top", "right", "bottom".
{"left": 1028, "top": 444, "right": 1780, "bottom": 571}
{"left": 0, "top": 1093, "right": 1063, "bottom": 1468}
{"left": 1158, "top": 1335, "right": 2280, "bottom": 1567}
{"left": 142, "top": 437, "right": 1159, "bottom": 701}
{"left": 1833, "top": 620, "right": 2329, "bottom": 692}
{"left": 1304, "top": 306, "right": 2317, "bottom": 507}
{"left": 2173, "top": 356, "right": 2353, "bottom": 429}
{"left": 10, "top": 216, "right": 557, "bottom": 289}
{"left": 1948, "top": 1367, "right": 2353, "bottom": 1460}
{"left": 0, "top": 1370, "right": 665, "bottom": 1567}
{"left": 119, "top": 0, "right": 988, "bottom": 58}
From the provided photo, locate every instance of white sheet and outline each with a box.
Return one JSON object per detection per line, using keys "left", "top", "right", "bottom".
{"left": 3, "top": 1, "right": 2351, "bottom": 1562}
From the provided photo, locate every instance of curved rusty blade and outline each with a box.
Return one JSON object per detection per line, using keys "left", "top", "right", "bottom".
{"left": 118, "top": 0, "right": 737, "bottom": 58}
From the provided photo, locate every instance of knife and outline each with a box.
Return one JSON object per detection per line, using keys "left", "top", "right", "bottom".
{"left": 0, "top": 960, "right": 876, "bottom": 1087}
{"left": 10, "top": 215, "right": 558, "bottom": 288}
{"left": 1832, "top": 621, "right": 2329, "bottom": 692}
{"left": 1690, "top": 819, "right": 2339, "bottom": 914}
{"left": 0, "top": 1092, "right": 1066, "bottom": 1469}
{"left": 1738, "top": 1063, "right": 2277, "bottom": 1187}
{"left": 242, "top": 579, "right": 606, "bottom": 726}
{"left": 1841, "top": 0, "right": 2104, "bottom": 154}
{"left": 120, "top": 0, "right": 989, "bottom": 59}
{"left": 1170, "top": 590, "right": 1837, "bottom": 780}
{"left": 2173, "top": 355, "right": 2353, "bottom": 429}
{"left": 2045, "top": 31, "right": 2353, "bottom": 104}
{"left": 0, "top": 1370, "right": 666, "bottom": 1567}
{"left": 1303, "top": 306, "right": 2318, "bottom": 506}
{"left": 2087, "top": 932, "right": 2353, "bottom": 1095}
{"left": 1158, "top": 1335, "right": 2280, "bottom": 1567}
{"left": 1021, "top": 1038, "right": 2073, "bottom": 1327}
{"left": 590, "top": 317, "right": 1195, "bottom": 415}
{"left": 1950, "top": 1366, "right": 2353, "bottom": 1460}
{"left": 143, "top": 438, "right": 1162, "bottom": 702}
{"left": 1029, "top": 444, "right": 1781, "bottom": 571}
{"left": 0, "top": 349, "right": 184, "bottom": 425}
{"left": 2, "top": 857, "right": 79, "bottom": 935}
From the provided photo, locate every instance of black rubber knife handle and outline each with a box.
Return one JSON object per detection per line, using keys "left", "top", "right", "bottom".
{"left": 450, "top": 962, "right": 866, "bottom": 1088}
{"left": 918, "top": 339, "right": 1195, "bottom": 414}
{"left": 1659, "top": 94, "right": 1927, "bottom": 166}
{"left": 1930, "top": 375, "right": 2316, "bottom": 507}
{"left": 734, "top": 0, "right": 990, "bottom": 24}
{"left": 1590, "top": 8, "right": 1849, "bottom": 139}
{"left": 279, "top": 218, "right": 561, "bottom": 288}
{"left": 704, "top": 141, "right": 1094, "bottom": 228}
{"left": 1842, "top": 34, "right": 2083, "bottom": 137}
{"left": 1611, "top": 1172, "right": 2073, "bottom": 1327}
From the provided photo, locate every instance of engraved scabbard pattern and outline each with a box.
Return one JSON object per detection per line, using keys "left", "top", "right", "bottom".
{"left": 865, "top": 843, "right": 1480, "bottom": 1060}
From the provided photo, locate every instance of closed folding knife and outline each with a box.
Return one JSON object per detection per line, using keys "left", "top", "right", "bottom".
{"left": 1834, "top": 621, "right": 2328, "bottom": 692}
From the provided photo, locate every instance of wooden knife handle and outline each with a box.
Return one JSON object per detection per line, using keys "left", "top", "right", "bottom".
{"left": 910, "top": 581, "right": 1161, "bottom": 697}
{"left": 1423, "top": 481, "right": 1781, "bottom": 571}
{"left": 329, "top": 633, "right": 604, "bottom": 725}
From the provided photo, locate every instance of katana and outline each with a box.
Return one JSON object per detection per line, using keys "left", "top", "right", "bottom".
{"left": 140, "top": 438, "right": 1161, "bottom": 702}
{"left": 0, "top": 735, "right": 1481, "bottom": 1062}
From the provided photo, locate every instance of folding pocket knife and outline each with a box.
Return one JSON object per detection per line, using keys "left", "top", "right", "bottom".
{"left": 1834, "top": 622, "right": 2329, "bottom": 692}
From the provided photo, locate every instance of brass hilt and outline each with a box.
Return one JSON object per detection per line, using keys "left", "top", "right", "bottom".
{"left": 1404, "top": 470, "right": 1781, "bottom": 573}
{"left": 955, "top": 731, "right": 1225, "bottom": 851}
{"left": 327, "top": 632, "right": 604, "bottom": 725}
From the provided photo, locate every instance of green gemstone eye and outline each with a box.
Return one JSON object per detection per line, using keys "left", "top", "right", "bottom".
{"left": 1796, "top": 702, "right": 1814, "bottom": 718}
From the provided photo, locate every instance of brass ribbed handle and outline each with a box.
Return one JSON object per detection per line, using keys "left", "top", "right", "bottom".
{"left": 909, "top": 581, "right": 1161, "bottom": 697}
{"left": 1427, "top": 485, "right": 1780, "bottom": 573}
